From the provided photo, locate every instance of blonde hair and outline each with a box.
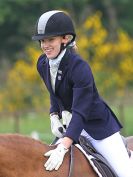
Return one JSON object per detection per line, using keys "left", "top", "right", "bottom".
{"left": 65, "top": 35, "right": 78, "bottom": 51}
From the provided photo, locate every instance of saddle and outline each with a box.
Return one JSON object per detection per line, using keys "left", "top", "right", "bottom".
{"left": 52, "top": 135, "right": 130, "bottom": 177}
{"left": 79, "top": 135, "right": 119, "bottom": 177}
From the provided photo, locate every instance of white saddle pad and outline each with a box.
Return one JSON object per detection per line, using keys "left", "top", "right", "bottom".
{"left": 75, "top": 144, "right": 103, "bottom": 177}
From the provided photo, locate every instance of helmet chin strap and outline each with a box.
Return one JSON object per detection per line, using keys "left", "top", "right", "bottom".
{"left": 54, "top": 43, "right": 66, "bottom": 59}
{"left": 54, "top": 37, "right": 74, "bottom": 59}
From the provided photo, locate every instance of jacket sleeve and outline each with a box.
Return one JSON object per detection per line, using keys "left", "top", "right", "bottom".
{"left": 65, "top": 59, "right": 94, "bottom": 142}
{"left": 49, "top": 94, "right": 60, "bottom": 114}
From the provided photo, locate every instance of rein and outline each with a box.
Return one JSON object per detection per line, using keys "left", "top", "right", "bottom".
{"left": 68, "top": 145, "right": 74, "bottom": 177}
{"left": 50, "top": 138, "right": 74, "bottom": 177}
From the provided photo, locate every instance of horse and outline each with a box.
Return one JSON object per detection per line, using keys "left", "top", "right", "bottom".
{"left": 0, "top": 134, "right": 132, "bottom": 177}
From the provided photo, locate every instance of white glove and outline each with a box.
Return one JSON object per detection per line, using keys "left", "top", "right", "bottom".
{"left": 50, "top": 114, "right": 65, "bottom": 138}
{"left": 44, "top": 143, "right": 68, "bottom": 171}
{"left": 62, "top": 111, "right": 72, "bottom": 128}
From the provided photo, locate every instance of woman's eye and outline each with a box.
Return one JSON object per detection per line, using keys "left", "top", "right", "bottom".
{"left": 40, "top": 37, "right": 55, "bottom": 43}
{"left": 49, "top": 38, "right": 54, "bottom": 41}
{"left": 40, "top": 39, "right": 44, "bottom": 43}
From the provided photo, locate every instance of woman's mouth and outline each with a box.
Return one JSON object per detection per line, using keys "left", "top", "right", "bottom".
{"left": 44, "top": 48, "right": 53, "bottom": 54}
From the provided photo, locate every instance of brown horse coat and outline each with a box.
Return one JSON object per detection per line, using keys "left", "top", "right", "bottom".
{"left": 0, "top": 134, "right": 98, "bottom": 177}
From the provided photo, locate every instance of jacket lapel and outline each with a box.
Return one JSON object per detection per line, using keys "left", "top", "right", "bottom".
{"left": 43, "top": 59, "right": 55, "bottom": 95}
{"left": 55, "top": 50, "right": 70, "bottom": 93}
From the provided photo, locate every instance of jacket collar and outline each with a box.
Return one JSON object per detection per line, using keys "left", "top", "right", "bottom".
{"left": 44, "top": 48, "right": 72, "bottom": 95}
{"left": 55, "top": 49, "right": 71, "bottom": 93}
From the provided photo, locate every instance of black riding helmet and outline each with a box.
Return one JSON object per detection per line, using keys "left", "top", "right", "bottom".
{"left": 32, "top": 10, "right": 76, "bottom": 45}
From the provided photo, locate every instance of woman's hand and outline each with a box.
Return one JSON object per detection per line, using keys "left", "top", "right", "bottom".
{"left": 50, "top": 114, "right": 65, "bottom": 138}
{"left": 62, "top": 110, "right": 72, "bottom": 128}
{"left": 44, "top": 137, "right": 73, "bottom": 171}
{"left": 44, "top": 143, "right": 68, "bottom": 171}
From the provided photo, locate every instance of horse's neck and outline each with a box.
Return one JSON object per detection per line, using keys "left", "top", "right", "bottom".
{"left": 0, "top": 134, "right": 55, "bottom": 177}
{"left": 0, "top": 134, "right": 98, "bottom": 177}
{"left": 0, "top": 134, "right": 47, "bottom": 151}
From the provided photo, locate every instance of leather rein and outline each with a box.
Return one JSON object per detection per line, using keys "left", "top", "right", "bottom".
{"left": 68, "top": 145, "right": 74, "bottom": 177}
{"left": 51, "top": 138, "right": 74, "bottom": 177}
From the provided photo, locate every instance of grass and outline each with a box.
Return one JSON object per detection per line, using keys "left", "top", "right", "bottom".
{"left": 0, "top": 112, "right": 54, "bottom": 144}
{"left": 0, "top": 105, "right": 133, "bottom": 144}
{"left": 111, "top": 105, "right": 133, "bottom": 136}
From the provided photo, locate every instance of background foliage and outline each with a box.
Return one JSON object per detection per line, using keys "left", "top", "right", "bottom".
{"left": 0, "top": 0, "right": 133, "bottom": 60}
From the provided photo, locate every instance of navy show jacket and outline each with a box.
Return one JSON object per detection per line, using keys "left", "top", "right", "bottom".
{"left": 37, "top": 48, "right": 122, "bottom": 142}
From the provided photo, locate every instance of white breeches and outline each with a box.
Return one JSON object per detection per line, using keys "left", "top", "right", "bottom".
{"left": 81, "top": 130, "right": 133, "bottom": 177}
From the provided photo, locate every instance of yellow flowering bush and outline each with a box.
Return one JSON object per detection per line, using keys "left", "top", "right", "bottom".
{"left": 1, "top": 11, "right": 133, "bottom": 115}
{"left": 0, "top": 46, "right": 49, "bottom": 114}
{"left": 77, "top": 12, "right": 133, "bottom": 98}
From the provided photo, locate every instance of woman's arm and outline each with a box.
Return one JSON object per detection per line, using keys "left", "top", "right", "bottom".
{"left": 61, "top": 136, "right": 73, "bottom": 149}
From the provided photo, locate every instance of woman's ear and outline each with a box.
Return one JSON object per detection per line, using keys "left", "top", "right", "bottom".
{"left": 62, "top": 35, "right": 69, "bottom": 44}
{"left": 62, "top": 35, "right": 73, "bottom": 45}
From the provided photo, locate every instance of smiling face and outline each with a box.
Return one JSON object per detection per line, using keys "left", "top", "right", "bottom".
{"left": 40, "top": 36, "right": 69, "bottom": 59}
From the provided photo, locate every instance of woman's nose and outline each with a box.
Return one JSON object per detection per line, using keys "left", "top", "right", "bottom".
{"left": 41, "top": 41, "right": 49, "bottom": 48}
